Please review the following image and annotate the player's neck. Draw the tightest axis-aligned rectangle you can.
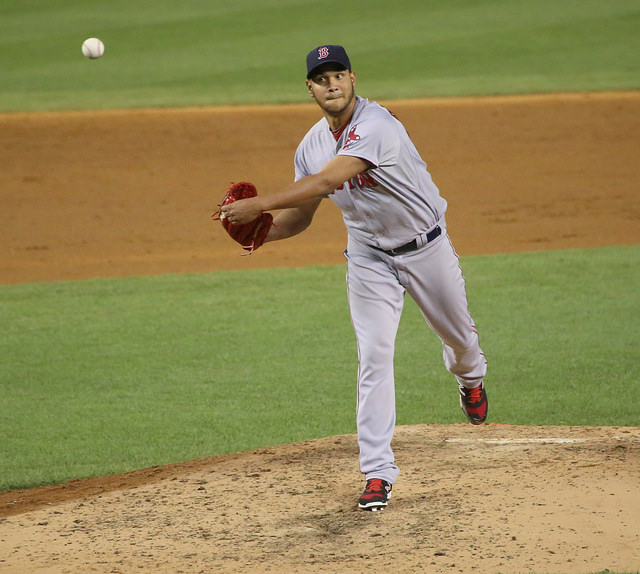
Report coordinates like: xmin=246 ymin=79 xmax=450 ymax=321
xmin=324 ymin=96 xmax=357 ymax=132
xmin=326 ymin=113 xmax=351 ymax=132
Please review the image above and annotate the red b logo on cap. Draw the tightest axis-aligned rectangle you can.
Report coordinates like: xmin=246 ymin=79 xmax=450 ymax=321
xmin=318 ymin=46 xmax=329 ymax=59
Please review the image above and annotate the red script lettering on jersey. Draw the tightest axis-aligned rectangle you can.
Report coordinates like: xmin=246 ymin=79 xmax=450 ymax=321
xmin=334 ymin=171 xmax=378 ymax=193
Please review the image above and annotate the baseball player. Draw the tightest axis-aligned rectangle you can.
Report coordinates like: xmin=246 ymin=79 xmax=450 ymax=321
xmin=221 ymin=45 xmax=488 ymax=511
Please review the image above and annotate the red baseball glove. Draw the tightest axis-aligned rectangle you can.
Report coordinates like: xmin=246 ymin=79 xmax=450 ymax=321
xmin=212 ymin=181 xmax=273 ymax=254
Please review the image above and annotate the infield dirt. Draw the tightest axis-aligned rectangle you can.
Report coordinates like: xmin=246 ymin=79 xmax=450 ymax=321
xmin=1 ymin=92 xmax=639 ymax=573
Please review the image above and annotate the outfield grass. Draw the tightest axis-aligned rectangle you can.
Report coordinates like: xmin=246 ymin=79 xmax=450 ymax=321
xmin=0 ymin=0 xmax=638 ymax=111
xmin=1 ymin=246 xmax=638 ymax=491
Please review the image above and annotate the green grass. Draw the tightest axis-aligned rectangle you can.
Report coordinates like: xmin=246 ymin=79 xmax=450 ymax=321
xmin=397 ymin=245 xmax=640 ymax=426
xmin=0 ymin=0 xmax=638 ymax=111
xmin=1 ymin=245 xmax=638 ymax=491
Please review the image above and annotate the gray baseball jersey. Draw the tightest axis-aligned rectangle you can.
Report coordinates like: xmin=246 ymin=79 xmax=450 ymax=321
xmin=294 ymin=96 xmax=447 ymax=250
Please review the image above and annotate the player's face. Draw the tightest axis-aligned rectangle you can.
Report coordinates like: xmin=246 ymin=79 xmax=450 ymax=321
xmin=306 ymin=68 xmax=357 ymax=119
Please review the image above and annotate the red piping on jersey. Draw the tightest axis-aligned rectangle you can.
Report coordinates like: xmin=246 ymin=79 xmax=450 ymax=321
xmin=332 ymin=123 xmax=348 ymax=141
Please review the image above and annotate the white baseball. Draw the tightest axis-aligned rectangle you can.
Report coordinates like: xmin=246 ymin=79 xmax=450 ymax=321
xmin=82 ymin=38 xmax=105 ymax=59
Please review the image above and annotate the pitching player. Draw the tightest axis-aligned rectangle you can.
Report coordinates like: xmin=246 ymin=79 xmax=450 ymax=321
xmin=221 ymin=45 xmax=488 ymax=511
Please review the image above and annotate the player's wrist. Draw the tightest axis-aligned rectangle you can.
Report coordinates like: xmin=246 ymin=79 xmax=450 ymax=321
xmin=252 ymin=195 xmax=268 ymax=213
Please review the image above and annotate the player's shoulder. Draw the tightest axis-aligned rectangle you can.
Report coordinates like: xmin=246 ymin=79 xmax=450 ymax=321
xmin=295 ymin=117 xmax=331 ymax=165
xmin=354 ymin=97 xmax=401 ymax=126
xmin=300 ymin=116 xmax=330 ymax=144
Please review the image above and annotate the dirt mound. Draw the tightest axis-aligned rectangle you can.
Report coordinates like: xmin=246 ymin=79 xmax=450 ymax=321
xmin=1 ymin=425 xmax=639 ymax=573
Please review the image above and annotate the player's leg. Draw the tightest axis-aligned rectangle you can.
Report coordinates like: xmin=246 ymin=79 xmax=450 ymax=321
xmin=400 ymin=230 xmax=487 ymax=415
xmin=345 ymin=239 xmax=404 ymax=486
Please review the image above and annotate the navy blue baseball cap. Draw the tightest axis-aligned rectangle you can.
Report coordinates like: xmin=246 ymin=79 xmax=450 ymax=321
xmin=306 ymin=45 xmax=351 ymax=79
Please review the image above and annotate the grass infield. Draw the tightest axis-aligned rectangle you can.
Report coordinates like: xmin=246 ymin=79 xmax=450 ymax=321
xmin=1 ymin=245 xmax=638 ymax=491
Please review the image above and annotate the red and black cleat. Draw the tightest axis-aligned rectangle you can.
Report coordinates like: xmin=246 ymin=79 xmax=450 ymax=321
xmin=459 ymin=382 xmax=488 ymax=425
xmin=358 ymin=478 xmax=392 ymax=511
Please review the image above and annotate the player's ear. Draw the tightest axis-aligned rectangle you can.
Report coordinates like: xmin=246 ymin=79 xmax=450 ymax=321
xmin=306 ymin=80 xmax=315 ymax=99
xmin=350 ymin=70 xmax=356 ymax=88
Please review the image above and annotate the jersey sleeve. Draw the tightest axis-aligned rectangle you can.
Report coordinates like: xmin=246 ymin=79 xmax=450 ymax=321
xmin=337 ymin=114 xmax=400 ymax=168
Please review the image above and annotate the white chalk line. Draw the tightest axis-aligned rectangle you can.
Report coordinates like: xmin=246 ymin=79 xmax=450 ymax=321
xmin=445 ymin=437 xmax=585 ymax=445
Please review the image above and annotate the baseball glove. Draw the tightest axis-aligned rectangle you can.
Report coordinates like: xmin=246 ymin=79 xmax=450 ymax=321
xmin=212 ymin=181 xmax=273 ymax=254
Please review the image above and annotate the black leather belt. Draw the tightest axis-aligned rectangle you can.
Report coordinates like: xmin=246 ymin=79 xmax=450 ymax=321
xmin=372 ymin=225 xmax=442 ymax=256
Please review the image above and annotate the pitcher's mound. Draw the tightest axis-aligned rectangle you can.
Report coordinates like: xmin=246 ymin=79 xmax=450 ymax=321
xmin=1 ymin=424 xmax=639 ymax=573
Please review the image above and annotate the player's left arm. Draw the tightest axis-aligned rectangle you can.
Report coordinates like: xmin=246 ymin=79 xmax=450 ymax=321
xmin=220 ymin=155 xmax=370 ymax=225
xmin=263 ymin=198 xmax=323 ymax=242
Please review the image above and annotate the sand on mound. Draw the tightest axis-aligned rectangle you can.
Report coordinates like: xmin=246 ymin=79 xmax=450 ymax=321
xmin=1 ymin=424 xmax=639 ymax=573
